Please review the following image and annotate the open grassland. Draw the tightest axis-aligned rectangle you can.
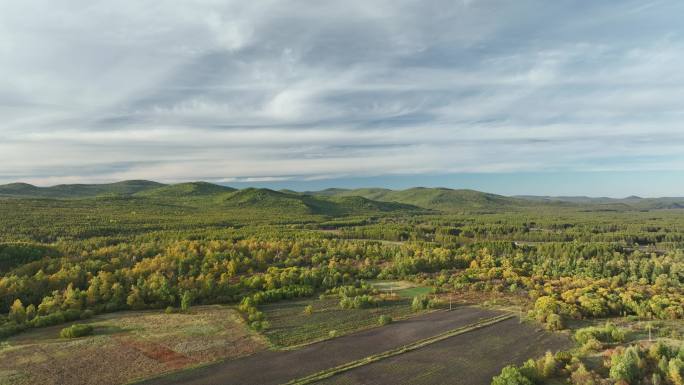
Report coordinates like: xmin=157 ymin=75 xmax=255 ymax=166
xmin=0 ymin=306 xmax=265 ymax=385
xmin=262 ymin=291 xmax=427 ymax=348
xmin=319 ymin=317 xmax=571 ymax=385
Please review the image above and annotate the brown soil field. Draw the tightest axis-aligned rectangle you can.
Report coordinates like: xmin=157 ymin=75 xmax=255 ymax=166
xmin=0 ymin=305 xmax=265 ymax=385
xmin=140 ymin=306 xmax=502 ymax=385
xmin=320 ymin=317 xmax=572 ymax=385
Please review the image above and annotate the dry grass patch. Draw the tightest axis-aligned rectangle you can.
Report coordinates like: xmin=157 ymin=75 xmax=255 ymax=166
xmin=0 ymin=305 xmax=266 ymax=385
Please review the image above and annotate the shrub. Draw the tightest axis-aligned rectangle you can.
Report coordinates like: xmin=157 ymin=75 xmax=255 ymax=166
xmin=0 ymin=322 xmax=27 ymax=339
xmin=411 ymin=296 xmax=430 ymax=311
xmin=60 ymin=324 xmax=94 ymax=339
xmin=581 ymin=338 xmax=603 ymax=353
xmin=180 ymin=291 xmax=192 ymax=312
xmin=519 ymin=359 xmax=541 ymax=383
xmin=669 ymin=358 xmax=684 ymax=385
xmin=540 ymin=351 xmax=559 ymax=378
xmin=555 ymin=351 xmax=573 ymax=364
xmin=339 ymin=295 xmax=377 ymax=309
xmin=575 ymin=323 xmax=626 ymax=345
xmin=303 ymin=304 xmax=314 ymax=316
xmin=545 ymin=313 xmax=565 ymax=330
xmin=80 ymin=309 xmax=94 ymax=319
xmin=609 ymin=346 xmax=642 ymax=383
xmin=570 ymin=363 xmax=598 ymax=385
xmin=250 ymin=320 xmax=269 ymax=331
xmin=491 ymin=365 xmax=533 ymax=385
xmin=378 ymin=315 xmax=392 ymax=325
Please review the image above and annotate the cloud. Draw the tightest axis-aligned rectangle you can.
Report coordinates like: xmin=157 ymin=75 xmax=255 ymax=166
xmin=1 ymin=0 xmax=684 ymax=185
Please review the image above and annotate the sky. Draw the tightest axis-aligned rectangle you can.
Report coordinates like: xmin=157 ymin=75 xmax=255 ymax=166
xmin=2 ymin=0 xmax=684 ymax=196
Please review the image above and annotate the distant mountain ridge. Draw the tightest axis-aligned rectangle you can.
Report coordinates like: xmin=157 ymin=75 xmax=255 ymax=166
xmin=0 ymin=180 xmax=164 ymax=198
xmin=219 ymin=188 xmax=422 ymax=215
xmin=2 ymin=180 xmax=683 ymax=212
xmin=134 ymin=182 xmax=236 ymax=198
xmin=308 ymin=187 xmax=527 ymax=211
xmin=515 ymin=195 xmax=684 ymax=210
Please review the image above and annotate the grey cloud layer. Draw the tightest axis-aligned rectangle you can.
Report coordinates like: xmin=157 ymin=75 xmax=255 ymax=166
xmin=1 ymin=0 xmax=684 ymax=184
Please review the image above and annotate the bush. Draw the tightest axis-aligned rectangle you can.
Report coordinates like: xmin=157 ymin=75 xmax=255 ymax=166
xmin=378 ymin=315 xmax=392 ymax=325
xmin=339 ymin=295 xmax=377 ymax=309
xmin=545 ymin=313 xmax=565 ymax=330
xmin=250 ymin=320 xmax=270 ymax=331
xmin=80 ymin=309 xmax=94 ymax=319
xmin=303 ymin=305 xmax=314 ymax=316
xmin=575 ymin=323 xmax=626 ymax=345
xmin=540 ymin=351 xmax=559 ymax=378
xmin=669 ymin=358 xmax=684 ymax=385
xmin=60 ymin=324 xmax=94 ymax=339
xmin=0 ymin=322 xmax=27 ymax=339
xmin=555 ymin=351 xmax=573 ymax=364
xmin=411 ymin=296 xmax=430 ymax=311
xmin=570 ymin=363 xmax=598 ymax=385
xmin=180 ymin=291 xmax=193 ymax=312
xmin=491 ymin=365 xmax=533 ymax=385
xmin=609 ymin=346 xmax=642 ymax=383
xmin=581 ymin=338 xmax=603 ymax=353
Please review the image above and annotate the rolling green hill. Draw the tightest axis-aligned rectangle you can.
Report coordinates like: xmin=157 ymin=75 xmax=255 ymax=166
xmin=3 ymin=180 xmax=680 ymax=213
xmin=221 ymin=188 xmax=423 ymax=216
xmin=0 ymin=180 xmax=164 ymax=198
xmin=309 ymin=187 xmax=525 ymax=211
xmin=135 ymin=182 xmax=236 ymax=198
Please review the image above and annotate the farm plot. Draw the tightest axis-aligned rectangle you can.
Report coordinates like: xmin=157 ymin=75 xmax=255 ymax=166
xmin=319 ymin=317 xmax=571 ymax=385
xmin=261 ymin=296 xmax=419 ymax=347
xmin=0 ymin=306 xmax=265 ymax=385
xmin=139 ymin=306 xmax=502 ymax=385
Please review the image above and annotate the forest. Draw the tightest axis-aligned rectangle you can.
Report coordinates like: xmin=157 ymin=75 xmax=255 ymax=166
xmin=0 ymin=180 xmax=683 ymax=385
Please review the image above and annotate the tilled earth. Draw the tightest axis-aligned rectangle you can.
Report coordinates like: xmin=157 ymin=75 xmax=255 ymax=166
xmin=319 ymin=316 xmax=571 ymax=385
xmin=141 ymin=307 xmax=504 ymax=385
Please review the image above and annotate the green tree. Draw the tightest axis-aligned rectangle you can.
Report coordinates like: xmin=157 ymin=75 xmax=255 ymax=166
xmin=126 ymin=287 xmax=145 ymax=310
xmin=540 ymin=351 xmax=559 ymax=378
xmin=9 ymin=299 xmax=26 ymax=324
xmin=669 ymin=358 xmax=684 ymax=385
xmin=25 ymin=304 xmax=36 ymax=321
xmin=609 ymin=347 xmax=641 ymax=383
xmin=491 ymin=365 xmax=533 ymax=385
xmin=181 ymin=291 xmax=193 ymax=312
xmin=59 ymin=324 xmax=93 ymax=339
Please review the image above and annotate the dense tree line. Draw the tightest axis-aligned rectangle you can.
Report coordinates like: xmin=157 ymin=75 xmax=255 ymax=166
xmin=0 ymin=196 xmax=682 ymax=339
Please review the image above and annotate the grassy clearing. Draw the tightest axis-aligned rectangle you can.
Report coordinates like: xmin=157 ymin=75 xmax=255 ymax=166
xmin=0 ymin=306 xmax=265 ymax=385
xmin=367 ymin=280 xmax=415 ymax=292
xmin=261 ymin=296 xmax=421 ymax=348
xmin=368 ymin=280 xmax=431 ymax=298
xmin=396 ymin=286 xmax=432 ymax=298
xmin=284 ymin=313 xmax=515 ymax=385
